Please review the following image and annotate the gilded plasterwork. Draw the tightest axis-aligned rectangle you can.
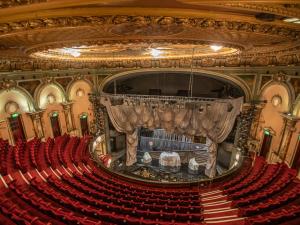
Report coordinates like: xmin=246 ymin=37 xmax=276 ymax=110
xmin=31 ymin=43 xmax=239 ymax=62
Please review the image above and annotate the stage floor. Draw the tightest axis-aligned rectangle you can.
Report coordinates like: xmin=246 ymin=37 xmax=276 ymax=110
xmin=111 ymin=157 xmax=208 ymax=183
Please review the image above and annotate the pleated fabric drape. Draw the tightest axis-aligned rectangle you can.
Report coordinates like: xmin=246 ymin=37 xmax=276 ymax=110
xmin=101 ymin=96 xmax=243 ymax=177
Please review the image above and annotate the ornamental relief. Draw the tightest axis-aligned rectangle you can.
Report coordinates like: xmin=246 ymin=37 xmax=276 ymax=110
xmin=0 ymin=0 xmax=47 ymax=9
xmin=178 ymin=1 xmax=300 ymax=18
xmin=0 ymin=52 xmax=299 ymax=72
xmin=0 ymin=16 xmax=299 ymax=40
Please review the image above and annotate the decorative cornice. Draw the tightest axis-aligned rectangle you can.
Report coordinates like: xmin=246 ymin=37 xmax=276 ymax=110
xmin=0 ymin=52 xmax=299 ymax=72
xmin=0 ymin=15 xmax=299 ymax=40
xmin=0 ymin=0 xmax=47 ymax=9
xmin=219 ymin=3 xmax=300 ymax=18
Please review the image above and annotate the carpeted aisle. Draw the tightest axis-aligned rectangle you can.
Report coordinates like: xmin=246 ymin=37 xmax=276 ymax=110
xmin=201 ymin=189 xmax=245 ymax=225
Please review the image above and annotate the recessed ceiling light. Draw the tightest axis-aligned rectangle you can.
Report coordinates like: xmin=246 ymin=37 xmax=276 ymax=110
xmin=150 ymin=48 xmax=162 ymax=58
xmin=210 ymin=45 xmax=223 ymax=51
xmin=283 ymin=17 xmax=300 ymax=23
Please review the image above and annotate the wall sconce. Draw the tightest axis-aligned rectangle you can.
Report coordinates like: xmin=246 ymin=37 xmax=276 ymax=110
xmin=271 ymin=95 xmax=282 ymax=107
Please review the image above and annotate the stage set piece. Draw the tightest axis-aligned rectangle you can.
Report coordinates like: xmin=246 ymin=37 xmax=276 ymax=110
xmin=101 ymin=94 xmax=243 ymax=178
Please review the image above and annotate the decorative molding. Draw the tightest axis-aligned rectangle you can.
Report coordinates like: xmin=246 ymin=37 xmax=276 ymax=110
xmin=0 ymin=79 xmax=17 ymax=89
xmin=218 ymin=3 xmax=300 ymax=18
xmin=0 ymin=0 xmax=47 ymax=9
xmin=273 ymin=71 xmax=288 ymax=82
xmin=0 ymin=15 xmax=299 ymax=40
xmin=0 ymin=53 xmax=300 ymax=72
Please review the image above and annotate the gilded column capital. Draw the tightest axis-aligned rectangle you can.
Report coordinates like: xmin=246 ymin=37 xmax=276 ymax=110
xmin=27 ymin=110 xmax=45 ymax=138
xmin=281 ymin=113 xmax=299 ymax=129
xmin=279 ymin=113 xmax=299 ymax=161
xmin=27 ymin=110 xmax=45 ymax=120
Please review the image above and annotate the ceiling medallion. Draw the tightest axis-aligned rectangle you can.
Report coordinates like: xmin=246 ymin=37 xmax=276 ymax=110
xmin=30 ymin=42 xmax=239 ymax=62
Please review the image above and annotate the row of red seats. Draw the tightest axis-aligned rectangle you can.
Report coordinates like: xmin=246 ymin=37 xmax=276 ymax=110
xmin=28 ymin=138 xmax=41 ymax=170
xmin=0 ymin=196 xmax=49 ymax=225
xmin=223 ymin=156 xmax=266 ymax=195
xmin=9 ymin=178 xmax=202 ymax=225
xmin=0 ymin=139 xmax=9 ymax=175
xmin=239 ymin=182 xmax=300 ymax=217
xmin=63 ymin=137 xmax=79 ymax=167
xmin=52 ymin=135 xmax=69 ymax=169
xmin=229 ymin=163 xmax=281 ymax=199
xmin=91 ymin=166 xmax=199 ymax=195
xmin=232 ymin=165 xmax=297 ymax=207
xmin=44 ymin=137 xmax=54 ymax=168
xmin=47 ymin=175 xmax=203 ymax=221
xmin=13 ymin=140 xmax=26 ymax=172
xmin=245 ymin=203 xmax=300 ymax=225
xmin=77 ymin=171 xmax=199 ymax=202
xmin=217 ymin=158 xmax=253 ymax=190
xmin=1 ymin=135 xmax=300 ymax=225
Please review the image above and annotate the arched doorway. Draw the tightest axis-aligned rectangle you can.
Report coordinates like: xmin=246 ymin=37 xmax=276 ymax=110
xmin=80 ymin=113 xmax=89 ymax=136
xmin=50 ymin=112 xmax=61 ymax=137
xmin=9 ymin=113 xmax=26 ymax=142
xmin=260 ymin=129 xmax=273 ymax=158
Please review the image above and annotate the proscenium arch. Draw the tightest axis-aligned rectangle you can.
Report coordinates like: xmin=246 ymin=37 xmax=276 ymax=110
xmin=34 ymin=82 xmax=67 ymax=109
xmin=99 ymin=68 xmax=251 ymax=101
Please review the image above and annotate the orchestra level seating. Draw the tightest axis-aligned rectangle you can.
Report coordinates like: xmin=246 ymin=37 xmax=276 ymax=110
xmin=0 ymin=136 xmax=300 ymax=225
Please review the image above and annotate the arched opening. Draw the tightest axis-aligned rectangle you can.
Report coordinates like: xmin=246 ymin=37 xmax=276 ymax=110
xmin=80 ymin=113 xmax=89 ymax=136
xmin=50 ymin=111 xmax=61 ymax=138
xmin=8 ymin=112 xmax=26 ymax=142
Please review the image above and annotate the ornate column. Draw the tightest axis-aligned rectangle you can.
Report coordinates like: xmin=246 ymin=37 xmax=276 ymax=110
xmin=235 ymin=103 xmax=256 ymax=151
xmin=61 ymin=102 xmax=75 ymax=132
xmin=89 ymin=91 xmax=111 ymax=153
xmin=27 ymin=110 xmax=45 ymax=139
xmin=278 ymin=114 xmax=298 ymax=161
xmin=88 ymin=92 xmax=106 ymax=136
xmin=250 ymin=102 xmax=266 ymax=139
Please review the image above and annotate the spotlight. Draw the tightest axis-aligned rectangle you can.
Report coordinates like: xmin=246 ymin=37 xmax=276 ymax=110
xmin=210 ymin=45 xmax=223 ymax=52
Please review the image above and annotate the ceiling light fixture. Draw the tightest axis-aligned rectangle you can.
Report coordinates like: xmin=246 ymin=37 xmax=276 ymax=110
xmin=150 ymin=48 xmax=162 ymax=58
xmin=283 ymin=17 xmax=299 ymax=23
xmin=210 ymin=45 xmax=223 ymax=52
xmin=61 ymin=48 xmax=81 ymax=57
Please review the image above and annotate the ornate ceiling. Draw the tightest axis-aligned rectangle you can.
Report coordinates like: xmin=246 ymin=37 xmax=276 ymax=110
xmin=0 ymin=0 xmax=299 ymax=70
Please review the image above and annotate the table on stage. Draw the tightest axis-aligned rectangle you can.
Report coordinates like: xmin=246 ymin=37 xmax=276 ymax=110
xmin=159 ymin=151 xmax=181 ymax=172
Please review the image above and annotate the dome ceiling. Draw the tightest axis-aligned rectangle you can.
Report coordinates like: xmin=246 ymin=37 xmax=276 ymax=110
xmin=0 ymin=0 xmax=299 ymax=66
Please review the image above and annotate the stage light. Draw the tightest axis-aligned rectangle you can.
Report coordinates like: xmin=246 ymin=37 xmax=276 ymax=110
xmin=210 ymin=45 xmax=223 ymax=51
xmin=150 ymin=48 xmax=162 ymax=58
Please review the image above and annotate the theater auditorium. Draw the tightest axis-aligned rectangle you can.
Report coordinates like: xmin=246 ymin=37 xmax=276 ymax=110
xmin=0 ymin=1 xmax=300 ymax=224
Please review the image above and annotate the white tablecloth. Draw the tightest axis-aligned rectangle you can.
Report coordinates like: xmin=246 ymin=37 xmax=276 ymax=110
xmin=159 ymin=152 xmax=181 ymax=167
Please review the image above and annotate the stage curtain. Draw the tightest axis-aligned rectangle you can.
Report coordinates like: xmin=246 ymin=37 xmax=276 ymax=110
xmin=101 ymin=96 xmax=243 ymax=175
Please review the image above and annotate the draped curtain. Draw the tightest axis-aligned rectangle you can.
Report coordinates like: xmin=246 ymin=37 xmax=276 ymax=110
xmin=101 ymin=96 xmax=243 ymax=178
